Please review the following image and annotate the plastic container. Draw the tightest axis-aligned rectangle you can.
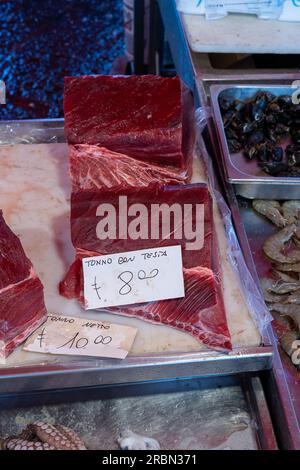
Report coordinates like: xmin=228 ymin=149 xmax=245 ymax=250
xmin=177 ymin=0 xmax=285 ymax=19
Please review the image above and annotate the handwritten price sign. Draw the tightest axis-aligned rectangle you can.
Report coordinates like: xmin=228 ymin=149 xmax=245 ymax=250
xmin=82 ymin=246 xmax=185 ymax=310
xmin=23 ymin=314 xmax=137 ymax=359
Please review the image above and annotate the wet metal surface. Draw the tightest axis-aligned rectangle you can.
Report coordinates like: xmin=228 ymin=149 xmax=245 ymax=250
xmin=238 ymin=197 xmax=300 ymax=448
xmin=0 ymin=379 xmax=258 ymax=450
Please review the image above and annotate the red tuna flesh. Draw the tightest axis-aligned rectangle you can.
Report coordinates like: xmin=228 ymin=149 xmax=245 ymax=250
xmin=64 ymin=75 xmax=185 ymax=167
xmin=70 ymin=183 xmax=213 ymax=270
xmin=60 ymin=183 xmax=231 ymax=351
xmin=0 ymin=211 xmax=47 ymax=358
xmin=110 ymin=266 xmax=231 ymax=351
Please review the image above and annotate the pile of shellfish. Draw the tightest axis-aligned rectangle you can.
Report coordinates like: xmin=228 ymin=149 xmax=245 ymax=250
xmin=220 ymin=91 xmax=300 ymax=176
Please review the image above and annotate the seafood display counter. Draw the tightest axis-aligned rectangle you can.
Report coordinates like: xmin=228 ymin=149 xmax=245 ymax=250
xmin=0 ymin=120 xmax=277 ymax=450
xmin=0 ymin=119 xmax=271 ymax=394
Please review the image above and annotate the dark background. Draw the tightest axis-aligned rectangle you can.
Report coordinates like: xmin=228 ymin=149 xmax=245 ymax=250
xmin=0 ymin=0 xmax=125 ymax=119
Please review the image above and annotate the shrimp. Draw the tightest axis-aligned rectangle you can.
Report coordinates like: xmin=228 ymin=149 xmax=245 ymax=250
xmin=272 ymin=269 xmax=298 ymax=282
xmin=293 ymin=219 xmax=300 ymax=247
xmin=280 ymin=330 xmax=300 ymax=357
xmin=260 ymin=278 xmax=300 ymax=304
xmin=284 ymin=291 xmax=300 ymax=305
xmin=274 ymin=262 xmax=300 ymax=272
xmin=293 ymin=237 xmax=300 ymax=248
xmin=261 ymin=277 xmax=300 ymax=295
xmin=282 ymin=201 xmax=300 ymax=224
xmin=263 ymin=290 xmax=288 ymax=303
xmin=270 ymin=303 xmax=300 ymax=331
xmin=263 ymin=224 xmax=300 ymax=263
xmin=252 ymin=200 xmax=287 ymax=227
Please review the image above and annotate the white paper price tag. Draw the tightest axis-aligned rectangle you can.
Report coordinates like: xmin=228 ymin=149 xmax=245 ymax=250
xmin=23 ymin=314 xmax=137 ymax=359
xmin=82 ymin=245 xmax=185 ymax=310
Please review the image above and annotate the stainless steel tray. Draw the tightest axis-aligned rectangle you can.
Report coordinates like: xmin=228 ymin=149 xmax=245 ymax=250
xmin=210 ymin=84 xmax=300 ymax=200
xmin=234 ymin=196 xmax=300 ymax=449
xmin=0 ymin=375 xmax=278 ymax=450
xmin=0 ymin=118 xmax=272 ymax=393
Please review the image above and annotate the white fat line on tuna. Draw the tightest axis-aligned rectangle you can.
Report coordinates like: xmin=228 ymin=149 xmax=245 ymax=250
xmin=96 ymin=196 xmax=205 ymax=251
xmin=0 ymin=267 xmax=37 ymax=295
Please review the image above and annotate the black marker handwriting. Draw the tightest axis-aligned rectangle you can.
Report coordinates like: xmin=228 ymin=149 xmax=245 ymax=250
xmin=37 ymin=328 xmax=46 ymax=348
xmin=57 ymin=331 xmax=112 ymax=350
xmin=118 ymin=271 xmax=133 ymax=295
xmin=92 ymin=276 xmax=102 ymax=300
xmin=58 ymin=332 xmax=88 ymax=349
xmin=138 ymin=269 xmax=159 ymax=280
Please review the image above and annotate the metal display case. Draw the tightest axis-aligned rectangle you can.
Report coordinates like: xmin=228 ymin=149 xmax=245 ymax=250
xmin=1 ymin=1 xmax=297 ymax=449
xmin=158 ymin=0 xmax=300 ymax=449
xmin=0 ymin=119 xmax=272 ymax=394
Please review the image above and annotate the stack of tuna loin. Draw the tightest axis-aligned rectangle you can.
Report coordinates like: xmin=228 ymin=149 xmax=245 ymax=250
xmin=0 ymin=211 xmax=47 ymax=358
xmin=60 ymin=74 xmax=231 ymax=351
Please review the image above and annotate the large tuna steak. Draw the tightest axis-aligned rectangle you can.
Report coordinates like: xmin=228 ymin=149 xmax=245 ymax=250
xmin=60 ymin=183 xmax=231 ymax=351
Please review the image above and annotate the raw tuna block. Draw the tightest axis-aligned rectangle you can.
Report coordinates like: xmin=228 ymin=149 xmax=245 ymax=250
xmin=60 ymin=183 xmax=232 ymax=351
xmin=61 ymin=73 xmax=230 ymax=351
xmin=64 ymin=75 xmax=185 ymax=167
xmin=0 ymin=211 xmax=47 ymax=358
